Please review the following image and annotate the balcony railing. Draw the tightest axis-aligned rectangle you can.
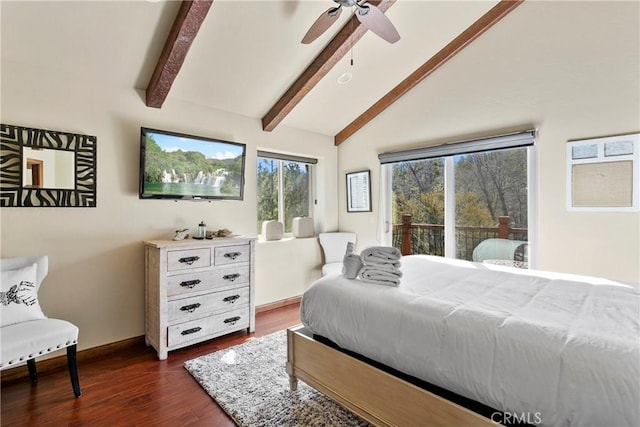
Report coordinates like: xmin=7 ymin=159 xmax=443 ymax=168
xmin=392 ymin=214 xmax=528 ymax=261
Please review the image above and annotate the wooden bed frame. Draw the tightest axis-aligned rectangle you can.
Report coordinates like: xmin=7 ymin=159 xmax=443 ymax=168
xmin=286 ymin=325 xmax=498 ymax=427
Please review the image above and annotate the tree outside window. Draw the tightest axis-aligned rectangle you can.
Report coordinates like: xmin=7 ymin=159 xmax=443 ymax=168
xmin=257 ymin=156 xmax=312 ymax=233
xmin=391 ymin=147 xmax=528 ymax=261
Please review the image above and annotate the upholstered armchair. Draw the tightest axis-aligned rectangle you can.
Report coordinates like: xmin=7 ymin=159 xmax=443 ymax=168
xmin=318 ymin=232 xmax=357 ymax=276
xmin=0 ymin=255 xmax=81 ymax=397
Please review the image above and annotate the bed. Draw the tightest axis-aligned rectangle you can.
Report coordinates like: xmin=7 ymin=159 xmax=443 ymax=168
xmin=288 ymin=254 xmax=640 ymax=427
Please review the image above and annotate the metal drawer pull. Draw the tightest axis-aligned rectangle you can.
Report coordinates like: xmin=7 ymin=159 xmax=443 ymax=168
xmin=179 ymin=279 xmax=201 ymax=289
xmin=181 ymin=327 xmax=202 ymax=335
xmin=223 ymin=273 xmax=241 ymax=282
xmin=180 ymin=303 xmax=201 ymax=313
xmin=223 ymin=295 xmax=240 ymax=304
xmin=223 ymin=316 xmax=241 ymax=325
xmin=178 ymin=256 xmax=200 ymax=265
xmin=223 ymin=252 xmax=242 ymax=260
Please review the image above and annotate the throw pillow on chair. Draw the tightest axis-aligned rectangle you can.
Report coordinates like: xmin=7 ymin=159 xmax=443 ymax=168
xmin=1 ymin=263 xmax=47 ymax=326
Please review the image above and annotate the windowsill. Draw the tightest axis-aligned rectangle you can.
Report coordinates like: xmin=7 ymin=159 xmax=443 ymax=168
xmin=257 ymin=235 xmax=318 ymax=244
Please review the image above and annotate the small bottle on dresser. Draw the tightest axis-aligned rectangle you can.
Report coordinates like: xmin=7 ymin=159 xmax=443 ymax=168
xmin=197 ymin=221 xmax=206 ymax=239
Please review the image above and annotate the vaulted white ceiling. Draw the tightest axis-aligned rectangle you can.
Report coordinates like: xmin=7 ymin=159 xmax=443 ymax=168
xmin=167 ymin=0 xmax=500 ymax=137
xmin=2 ymin=0 xmax=509 ymax=141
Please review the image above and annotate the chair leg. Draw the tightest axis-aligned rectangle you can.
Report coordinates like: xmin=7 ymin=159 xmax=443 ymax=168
xmin=66 ymin=345 xmax=82 ymax=398
xmin=27 ymin=359 xmax=37 ymax=383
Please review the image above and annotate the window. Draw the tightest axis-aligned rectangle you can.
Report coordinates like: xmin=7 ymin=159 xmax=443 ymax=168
xmin=257 ymin=152 xmax=315 ymax=233
xmin=382 ymin=131 xmax=535 ymax=267
xmin=566 ymin=133 xmax=639 ymax=211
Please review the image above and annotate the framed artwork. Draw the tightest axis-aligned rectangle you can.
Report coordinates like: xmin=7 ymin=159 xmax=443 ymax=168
xmin=346 ymin=170 xmax=371 ymax=212
xmin=566 ymin=133 xmax=639 ymax=211
xmin=0 ymin=124 xmax=97 ymax=207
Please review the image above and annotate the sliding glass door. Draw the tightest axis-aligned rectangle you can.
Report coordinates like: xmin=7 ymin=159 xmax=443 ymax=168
xmin=390 ymin=145 xmax=531 ymax=267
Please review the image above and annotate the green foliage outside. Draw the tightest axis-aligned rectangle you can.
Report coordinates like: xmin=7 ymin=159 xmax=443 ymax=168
xmin=393 ymin=159 xmax=447 ymax=225
xmin=257 ymin=158 xmax=310 ymax=233
xmin=455 ymin=149 xmax=528 ymax=228
xmin=257 ymin=158 xmax=279 ymax=231
xmin=392 ymin=148 xmax=527 ymax=228
xmin=283 ymin=162 xmax=310 ymax=232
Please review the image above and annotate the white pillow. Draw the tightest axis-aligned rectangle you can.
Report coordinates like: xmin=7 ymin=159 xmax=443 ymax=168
xmin=1 ymin=263 xmax=46 ymax=327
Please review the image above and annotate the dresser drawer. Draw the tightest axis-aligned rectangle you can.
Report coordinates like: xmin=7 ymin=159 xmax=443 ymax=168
xmin=167 ymin=248 xmax=211 ymax=271
xmin=167 ymin=317 xmax=215 ymax=347
xmin=214 ymin=244 xmax=250 ymax=266
xmin=168 ymin=286 xmax=250 ymax=322
xmin=213 ymin=308 xmax=250 ymax=335
xmin=167 ymin=265 xmax=250 ymax=297
xmin=167 ymin=307 xmax=249 ymax=347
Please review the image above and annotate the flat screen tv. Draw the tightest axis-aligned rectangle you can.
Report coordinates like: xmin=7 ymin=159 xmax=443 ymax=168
xmin=139 ymin=127 xmax=246 ymax=200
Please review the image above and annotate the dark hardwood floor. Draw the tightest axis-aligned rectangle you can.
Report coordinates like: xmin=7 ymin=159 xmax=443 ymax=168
xmin=1 ymin=303 xmax=301 ymax=426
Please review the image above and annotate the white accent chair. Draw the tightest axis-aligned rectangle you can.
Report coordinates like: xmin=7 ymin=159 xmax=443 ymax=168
xmin=0 ymin=255 xmax=81 ymax=397
xmin=318 ymin=232 xmax=357 ymax=276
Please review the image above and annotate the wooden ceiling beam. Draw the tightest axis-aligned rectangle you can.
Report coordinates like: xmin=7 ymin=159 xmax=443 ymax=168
xmin=262 ymin=0 xmax=397 ymax=132
xmin=145 ymin=0 xmax=214 ymax=108
xmin=334 ymin=0 xmax=524 ymax=145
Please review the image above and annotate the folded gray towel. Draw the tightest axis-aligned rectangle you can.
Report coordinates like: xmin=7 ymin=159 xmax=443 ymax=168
xmin=361 ymin=246 xmax=402 ymax=268
xmin=359 ymin=265 xmax=402 ymax=286
xmin=342 ymin=242 xmax=363 ymax=279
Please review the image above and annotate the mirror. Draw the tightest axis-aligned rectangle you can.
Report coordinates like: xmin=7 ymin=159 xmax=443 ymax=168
xmin=1 ymin=123 xmax=96 ymax=207
xmin=23 ymin=147 xmax=75 ymax=189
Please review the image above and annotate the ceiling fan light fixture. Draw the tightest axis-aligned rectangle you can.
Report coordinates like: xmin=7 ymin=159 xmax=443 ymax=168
xmin=337 ymin=72 xmax=352 ymax=84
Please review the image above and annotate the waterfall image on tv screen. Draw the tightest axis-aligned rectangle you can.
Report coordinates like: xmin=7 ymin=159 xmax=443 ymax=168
xmin=140 ymin=128 xmax=246 ymax=200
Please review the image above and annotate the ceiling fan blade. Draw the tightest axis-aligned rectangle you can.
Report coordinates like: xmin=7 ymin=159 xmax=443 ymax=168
xmin=301 ymin=6 xmax=342 ymax=44
xmin=355 ymin=4 xmax=400 ymax=44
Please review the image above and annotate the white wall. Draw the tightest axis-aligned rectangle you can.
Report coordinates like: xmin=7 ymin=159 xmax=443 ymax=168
xmin=256 ymin=237 xmax=323 ymax=303
xmin=0 ymin=61 xmax=338 ymax=351
xmin=338 ymin=1 xmax=640 ymax=283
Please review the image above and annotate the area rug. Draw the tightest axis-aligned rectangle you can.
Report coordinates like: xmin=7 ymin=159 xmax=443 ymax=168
xmin=184 ymin=330 xmax=370 ymax=427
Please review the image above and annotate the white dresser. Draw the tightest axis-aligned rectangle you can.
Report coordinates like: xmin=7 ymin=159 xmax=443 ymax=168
xmin=144 ymin=237 xmax=256 ymax=360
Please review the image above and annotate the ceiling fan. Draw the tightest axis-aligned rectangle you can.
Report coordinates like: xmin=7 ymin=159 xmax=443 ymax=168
xmin=301 ymin=0 xmax=400 ymax=45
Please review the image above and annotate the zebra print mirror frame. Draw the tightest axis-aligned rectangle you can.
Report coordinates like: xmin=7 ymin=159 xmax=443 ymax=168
xmin=0 ymin=123 xmax=97 ymax=207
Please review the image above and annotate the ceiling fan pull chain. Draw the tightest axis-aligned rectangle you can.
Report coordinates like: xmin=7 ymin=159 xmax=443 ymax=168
xmin=350 ymin=9 xmax=355 ymax=66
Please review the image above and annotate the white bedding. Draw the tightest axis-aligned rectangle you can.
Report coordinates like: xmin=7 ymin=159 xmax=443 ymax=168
xmin=300 ymin=255 xmax=640 ymax=427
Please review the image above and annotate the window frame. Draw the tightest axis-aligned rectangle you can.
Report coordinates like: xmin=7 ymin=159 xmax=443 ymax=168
xmin=256 ymin=152 xmax=315 ymax=235
xmin=566 ymin=134 xmax=639 ymax=212
xmin=381 ymin=131 xmax=537 ymax=268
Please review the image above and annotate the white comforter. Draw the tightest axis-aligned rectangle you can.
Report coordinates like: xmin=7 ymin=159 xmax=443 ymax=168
xmin=300 ymin=255 xmax=640 ymax=427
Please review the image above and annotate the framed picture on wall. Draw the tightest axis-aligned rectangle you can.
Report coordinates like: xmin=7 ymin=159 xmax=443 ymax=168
xmin=566 ymin=133 xmax=639 ymax=211
xmin=0 ymin=123 xmax=97 ymax=207
xmin=346 ymin=170 xmax=372 ymax=212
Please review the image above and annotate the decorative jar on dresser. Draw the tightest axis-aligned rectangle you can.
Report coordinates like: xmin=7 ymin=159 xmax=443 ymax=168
xmin=144 ymin=237 xmax=256 ymax=360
